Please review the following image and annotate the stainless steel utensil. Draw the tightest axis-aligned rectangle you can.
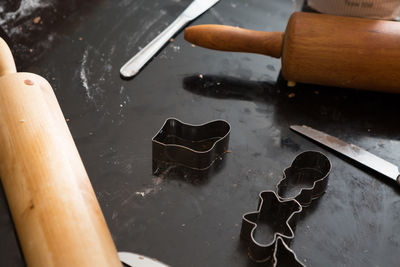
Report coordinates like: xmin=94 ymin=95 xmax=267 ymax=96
xmin=291 ymin=125 xmax=400 ymax=185
xmin=120 ymin=0 xmax=220 ymax=78
xmin=119 ymin=252 xmax=169 ymax=267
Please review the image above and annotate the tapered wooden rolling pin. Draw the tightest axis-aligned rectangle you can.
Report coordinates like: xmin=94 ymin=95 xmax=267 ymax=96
xmin=185 ymin=12 xmax=400 ymax=93
xmin=0 ymin=38 xmax=121 ymax=266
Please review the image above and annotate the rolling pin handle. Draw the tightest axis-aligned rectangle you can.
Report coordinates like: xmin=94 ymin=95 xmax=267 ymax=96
xmin=0 ymin=38 xmax=17 ymax=77
xmin=185 ymin=25 xmax=283 ymax=58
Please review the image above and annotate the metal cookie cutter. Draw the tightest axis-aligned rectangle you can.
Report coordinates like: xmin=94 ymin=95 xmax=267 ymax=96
xmin=277 ymin=150 xmax=332 ymax=207
xmin=240 ymin=190 xmax=302 ymax=263
xmin=273 ymin=236 xmax=305 ymax=267
xmin=241 ymin=151 xmax=331 ymax=266
xmin=152 ymin=118 xmax=230 ymax=172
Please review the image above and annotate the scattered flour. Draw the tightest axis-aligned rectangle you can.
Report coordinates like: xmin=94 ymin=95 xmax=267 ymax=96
xmin=80 ymin=48 xmax=92 ymax=99
xmin=0 ymin=0 xmax=52 ymax=33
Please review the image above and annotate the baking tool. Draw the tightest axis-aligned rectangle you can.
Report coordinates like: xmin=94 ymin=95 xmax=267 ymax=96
xmin=276 ymin=151 xmax=331 ymax=207
xmin=291 ymin=125 xmax=400 ymax=186
xmin=184 ymin=12 xmax=400 ymax=93
xmin=153 ymin=156 xmax=226 ymax=184
xmin=120 ymin=0 xmax=220 ymax=78
xmin=241 ymin=151 xmax=331 ymax=265
xmin=273 ymin=236 xmax=305 ymax=267
xmin=119 ymin=252 xmax=169 ymax=267
xmin=241 ymin=190 xmax=302 ymax=263
xmin=308 ymin=0 xmax=400 ymax=19
xmin=152 ymin=118 xmax=230 ymax=170
xmin=0 ymin=38 xmax=121 ymax=266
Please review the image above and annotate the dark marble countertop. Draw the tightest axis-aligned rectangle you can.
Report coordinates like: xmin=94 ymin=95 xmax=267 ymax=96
xmin=0 ymin=0 xmax=399 ymax=266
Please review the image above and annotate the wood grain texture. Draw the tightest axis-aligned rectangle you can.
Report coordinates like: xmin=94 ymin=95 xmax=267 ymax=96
xmin=0 ymin=38 xmax=121 ymax=267
xmin=281 ymin=12 xmax=400 ymax=93
xmin=184 ymin=25 xmax=283 ymax=58
xmin=0 ymin=38 xmax=17 ymax=76
xmin=185 ymin=13 xmax=400 ymax=93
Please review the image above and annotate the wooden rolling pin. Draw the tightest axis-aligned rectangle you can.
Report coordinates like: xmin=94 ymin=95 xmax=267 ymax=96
xmin=185 ymin=12 xmax=400 ymax=93
xmin=0 ymin=38 xmax=121 ymax=266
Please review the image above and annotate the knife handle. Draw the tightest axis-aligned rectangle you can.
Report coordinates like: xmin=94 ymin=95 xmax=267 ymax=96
xmin=184 ymin=24 xmax=283 ymax=58
xmin=120 ymin=15 xmax=190 ymax=77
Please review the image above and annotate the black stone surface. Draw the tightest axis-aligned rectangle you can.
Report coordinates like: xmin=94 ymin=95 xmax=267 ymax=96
xmin=0 ymin=0 xmax=399 ymax=266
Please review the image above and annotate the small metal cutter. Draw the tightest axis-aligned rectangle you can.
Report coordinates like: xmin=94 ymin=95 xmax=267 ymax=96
xmin=273 ymin=236 xmax=305 ymax=267
xmin=152 ymin=118 xmax=230 ymax=171
xmin=240 ymin=190 xmax=302 ymax=263
xmin=241 ymin=151 xmax=331 ymax=266
xmin=276 ymin=150 xmax=332 ymax=207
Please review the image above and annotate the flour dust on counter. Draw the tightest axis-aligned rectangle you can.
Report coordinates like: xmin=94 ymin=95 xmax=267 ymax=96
xmin=0 ymin=0 xmax=53 ymax=34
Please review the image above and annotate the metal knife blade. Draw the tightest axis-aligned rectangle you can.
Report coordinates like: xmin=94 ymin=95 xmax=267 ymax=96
xmin=290 ymin=125 xmax=400 ymax=185
xmin=120 ymin=0 xmax=220 ymax=78
xmin=119 ymin=251 xmax=169 ymax=267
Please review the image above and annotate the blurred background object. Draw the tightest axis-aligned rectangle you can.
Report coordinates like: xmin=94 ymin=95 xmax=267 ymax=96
xmin=307 ymin=0 xmax=400 ymax=19
xmin=0 ymin=0 xmax=96 ymax=69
